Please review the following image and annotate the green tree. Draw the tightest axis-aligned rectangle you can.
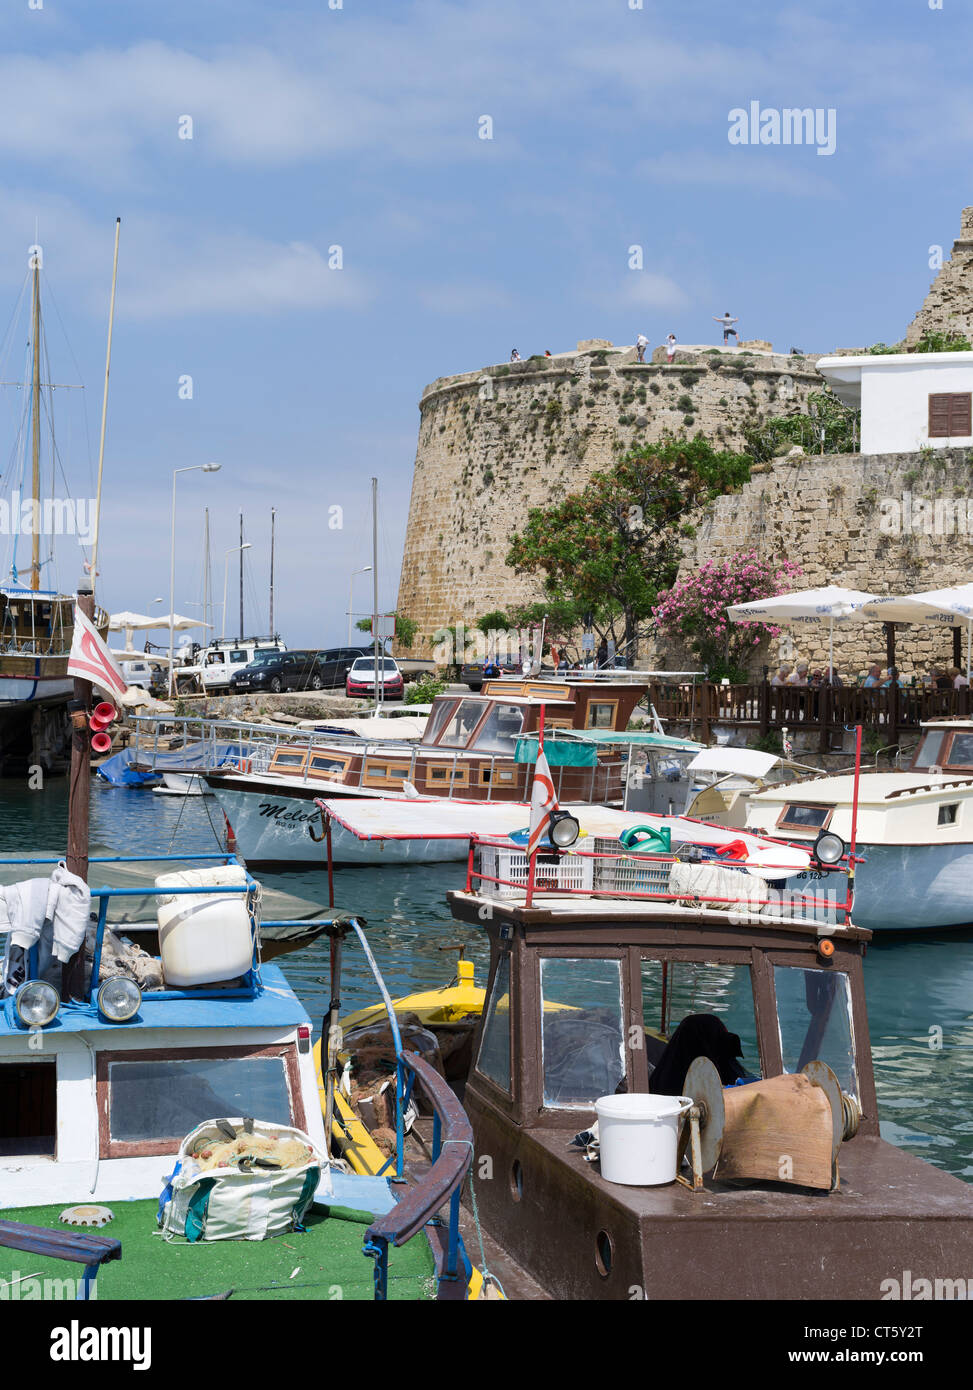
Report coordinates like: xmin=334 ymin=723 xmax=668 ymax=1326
xmin=742 ymin=389 xmax=858 ymax=462
xmin=355 ymin=612 xmax=419 ymax=651
xmin=506 ymin=434 xmax=751 ymax=650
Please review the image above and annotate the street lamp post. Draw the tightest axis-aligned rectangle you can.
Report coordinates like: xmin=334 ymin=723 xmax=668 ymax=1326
xmin=347 ymin=566 xmax=373 ymax=645
xmin=223 ymin=543 xmax=252 ymax=640
xmin=169 ymin=464 xmax=220 ymax=693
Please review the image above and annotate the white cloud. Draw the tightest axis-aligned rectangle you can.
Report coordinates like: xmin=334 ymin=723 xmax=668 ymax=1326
xmin=416 ymin=281 xmax=514 ymax=314
xmin=636 ymin=151 xmax=838 ymax=199
xmin=613 ymin=272 xmax=688 ymax=312
xmin=0 ymin=192 xmax=368 ymax=319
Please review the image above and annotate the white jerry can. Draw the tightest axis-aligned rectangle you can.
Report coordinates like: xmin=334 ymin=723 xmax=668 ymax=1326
xmin=155 ymin=864 xmax=255 ymax=987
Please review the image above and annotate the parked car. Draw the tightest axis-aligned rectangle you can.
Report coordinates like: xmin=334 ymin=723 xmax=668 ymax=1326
xmin=119 ymin=659 xmax=154 ymax=691
xmin=315 ymin=646 xmax=374 ymax=689
xmin=345 ymin=656 xmax=404 ymax=700
xmin=461 ymin=658 xmax=522 ymax=691
xmin=229 ymin=649 xmax=327 ymax=694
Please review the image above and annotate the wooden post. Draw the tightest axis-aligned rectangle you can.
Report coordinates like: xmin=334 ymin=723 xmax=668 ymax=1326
xmin=64 ymin=585 xmax=94 ymax=999
xmin=819 ymin=681 xmax=832 ymax=754
xmin=954 ymin=626 xmax=962 ymax=672
xmin=888 ymin=666 xmax=899 ymax=749
xmin=700 ymin=683 xmax=712 ymax=746
xmin=759 ymin=666 xmax=769 ymax=739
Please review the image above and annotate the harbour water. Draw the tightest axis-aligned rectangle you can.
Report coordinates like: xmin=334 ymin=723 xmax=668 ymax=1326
xmin=5 ymin=778 xmax=972 ymax=1183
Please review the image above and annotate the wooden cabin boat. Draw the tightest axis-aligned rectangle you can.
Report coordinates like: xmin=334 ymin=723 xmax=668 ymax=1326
xmin=205 ymin=679 xmax=648 ymax=866
xmin=745 ymin=718 xmax=973 ymax=931
xmin=0 ymin=852 xmax=480 ymax=1301
xmin=439 ymin=845 xmax=973 ymax=1300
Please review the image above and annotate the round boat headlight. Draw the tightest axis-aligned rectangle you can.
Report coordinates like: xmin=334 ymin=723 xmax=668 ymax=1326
xmin=813 ymin=830 xmax=846 ymax=867
xmin=549 ymin=810 xmax=580 ymax=849
xmin=15 ymin=980 xmax=60 ymax=1028
xmin=97 ymin=976 xmax=142 ymax=1023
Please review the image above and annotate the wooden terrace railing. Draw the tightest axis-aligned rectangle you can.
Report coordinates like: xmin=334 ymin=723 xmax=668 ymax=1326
xmin=649 ymin=680 xmax=973 ymax=750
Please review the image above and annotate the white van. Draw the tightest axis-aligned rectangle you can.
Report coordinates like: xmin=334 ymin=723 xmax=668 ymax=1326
xmin=120 ymin=659 xmax=154 ymax=691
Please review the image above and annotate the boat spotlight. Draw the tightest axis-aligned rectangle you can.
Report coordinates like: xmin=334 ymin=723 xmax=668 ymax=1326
xmin=14 ymin=980 xmax=60 ymax=1028
xmin=97 ymin=976 xmax=142 ymax=1023
xmin=549 ymin=810 xmax=581 ymax=849
xmin=813 ymin=830 xmax=845 ymax=868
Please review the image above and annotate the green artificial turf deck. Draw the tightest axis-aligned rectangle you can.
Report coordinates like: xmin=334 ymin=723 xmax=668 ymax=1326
xmin=0 ymin=1199 xmax=436 ymax=1301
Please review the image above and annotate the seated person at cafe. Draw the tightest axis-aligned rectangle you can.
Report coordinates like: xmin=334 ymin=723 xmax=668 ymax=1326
xmin=770 ymin=663 xmax=792 ymax=686
xmin=786 ymin=661 xmax=809 ymax=686
xmin=935 ymin=667 xmax=953 ymax=690
xmin=882 ymin=668 xmax=902 ymax=688
xmin=949 ymin=666 xmax=971 ymax=689
xmin=809 ymin=669 xmax=823 ymax=688
xmin=863 ymin=663 xmax=883 ymax=688
xmin=823 ymin=666 xmax=843 ymax=686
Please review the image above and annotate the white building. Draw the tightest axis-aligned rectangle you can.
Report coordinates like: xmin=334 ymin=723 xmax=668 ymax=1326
xmin=816 ymin=351 xmax=973 ymax=456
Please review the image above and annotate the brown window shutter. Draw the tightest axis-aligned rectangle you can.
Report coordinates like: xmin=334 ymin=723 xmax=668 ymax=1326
xmin=949 ymin=392 xmax=972 ymax=437
xmin=930 ymin=393 xmax=951 ymax=437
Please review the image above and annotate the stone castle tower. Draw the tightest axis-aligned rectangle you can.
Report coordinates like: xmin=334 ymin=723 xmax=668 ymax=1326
xmin=396 ymin=341 xmax=824 ymax=647
xmin=905 ymin=207 xmax=973 ymax=347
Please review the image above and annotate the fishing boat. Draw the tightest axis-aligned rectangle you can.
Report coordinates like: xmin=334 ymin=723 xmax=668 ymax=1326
xmin=744 ymin=718 xmax=973 ymax=931
xmin=204 ymin=678 xmax=649 ymax=865
xmin=0 ymin=851 xmax=481 ymax=1300
xmin=320 ymin=790 xmax=973 ymax=1299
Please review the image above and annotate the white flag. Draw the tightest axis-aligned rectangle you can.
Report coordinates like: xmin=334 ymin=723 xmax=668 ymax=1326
xmin=526 ymin=749 xmax=557 ymax=858
xmin=67 ymin=605 xmax=127 ymax=698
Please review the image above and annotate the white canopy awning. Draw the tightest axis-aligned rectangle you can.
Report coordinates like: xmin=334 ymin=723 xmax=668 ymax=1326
xmin=687 ymin=748 xmax=781 ymax=778
xmin=727 ymin=584 xmax=878 ymax=672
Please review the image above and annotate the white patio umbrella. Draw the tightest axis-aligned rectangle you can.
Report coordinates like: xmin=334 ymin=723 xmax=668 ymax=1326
xmin=108 ymin=610 xmax=159 ymax=653
xmin=861 ymin=585 xmax=973 ymax=680
xmin=156 ymin=613 xmax=213 ymax=630
xmin=726 ymin=584 xmax=878 ymax=676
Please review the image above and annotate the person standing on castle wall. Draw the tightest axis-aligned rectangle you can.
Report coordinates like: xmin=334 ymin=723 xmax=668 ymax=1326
xmin=510 ymin=348 xmax=521 ymax=362
xmin=666 ymin=334 xmax=677 ymax=362
xmin=713 ymin=312 xmax=739 ymax=344
xmin=636 ymin=333 xmax=649 ymax=363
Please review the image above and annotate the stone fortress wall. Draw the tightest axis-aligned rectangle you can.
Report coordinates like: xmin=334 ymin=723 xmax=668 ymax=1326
xmin=396 ymin=339 xmax=824 ymax=647
xmin=397 ymin=208 xmax=973 ymax=674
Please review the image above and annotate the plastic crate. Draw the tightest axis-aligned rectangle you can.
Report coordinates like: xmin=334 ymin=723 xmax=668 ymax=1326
xmin=592 ymin=837 xmax=674 ymax=898
xmin=477 ymin=845 xmax=594 ymax=898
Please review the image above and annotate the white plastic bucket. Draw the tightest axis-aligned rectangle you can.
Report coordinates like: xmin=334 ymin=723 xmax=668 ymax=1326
xmin=595 ymin=1093 xmax=693 ymax=1186
xmin=155 ymin=865 xmax=254 ymax=987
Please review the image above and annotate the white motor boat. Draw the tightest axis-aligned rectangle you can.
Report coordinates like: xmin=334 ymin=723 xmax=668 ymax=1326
xmin=744 ymin=720 xmax=973 ymax=931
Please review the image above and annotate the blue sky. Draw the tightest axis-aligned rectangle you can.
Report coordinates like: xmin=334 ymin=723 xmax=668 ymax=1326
xmin=0 ymin=0 xmax=969 ymax=645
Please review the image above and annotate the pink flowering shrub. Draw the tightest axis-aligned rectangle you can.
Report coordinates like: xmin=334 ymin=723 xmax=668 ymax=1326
xmin=652 ymin=552 xmax=803 ymax=678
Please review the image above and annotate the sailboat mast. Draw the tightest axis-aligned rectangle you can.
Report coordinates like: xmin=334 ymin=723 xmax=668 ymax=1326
xmin=239 ymin=511 xmax=244 ymax=642
xmin=269 ymin=507 xmax=276 ymax=636
xmin=30 ymin=255 xmax=41 ymax=591
xmin=203 ymin=508 xmax=211 ymax=640
xmin=372 ymin=476 xmax=380 ymax=715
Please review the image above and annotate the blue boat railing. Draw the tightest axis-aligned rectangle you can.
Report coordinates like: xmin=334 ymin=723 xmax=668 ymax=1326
xmin=343 ymin=918 xmax=474 ymax=1300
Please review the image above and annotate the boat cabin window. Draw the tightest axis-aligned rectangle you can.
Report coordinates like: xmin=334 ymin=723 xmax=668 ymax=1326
xmin=586 ymin=701 xmax=618 ymax=730
xmin=99 ymin=1048 xmax=299 ymax=1158
xmin=0 ymin=1061 xmax=56 ymax=1157
xmin=912 ymin=728 xmax=946 ymax=769
xmin=641 ymin=960 xmax=761 ymax=1083
xmin=774 ymin=966 xmax=858 ymax=1099
xmin=423 ymin=699 xmax=456 ymax=744
xmin=776 ymin=803 xmax=833 ymax=833
xmin=539 ymin=957 xmax=625 ymax=1108
xmin=437 ymin=699 xmax=487 ymax=748
xmin=308 ymin=753 xmax=351 ymax=779
xmin=944 ymin=733 xmax=973 ymax=768
xmin=270 ymin=750 xmax=307 ymax=771
xmin=939 ymin=803 xmax=959 ymax=825
xmin=471 ymin=702 xmax=525 ymax=754
xmin=475 ymin=953 xmax=512 ymax=1092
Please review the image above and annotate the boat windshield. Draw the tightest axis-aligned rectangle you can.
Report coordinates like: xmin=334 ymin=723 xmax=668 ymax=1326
xmin=539 ymin=957 xmax=625 ymax=1107
xmin=944 ymin=732 xmax=973 ymax=768
xmin=476 ymin=952 xmax=512 ymax=1091
xmin=437 ymin=699 xmax=487 ymax=748
xmin=913 ymin=727 xmax=948 ymax=769
xmin=774 ymin=965 xmax=858 ymax=1098
xmin=641 ymin=959 xmax=761 ymax=1082
xmin=471 ymin=703 xmax=525 ymax=754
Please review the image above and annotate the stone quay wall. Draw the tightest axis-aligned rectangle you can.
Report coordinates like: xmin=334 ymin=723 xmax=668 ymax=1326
xmin=396 ymin=341 xmax=824 ymax=649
